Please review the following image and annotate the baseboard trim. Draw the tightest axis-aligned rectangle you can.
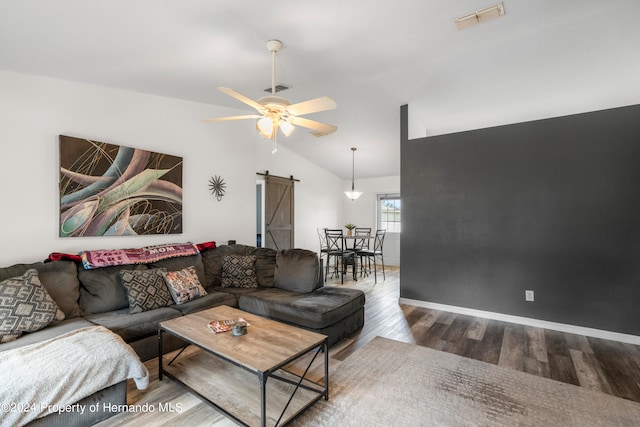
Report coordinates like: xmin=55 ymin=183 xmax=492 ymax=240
xmin=399 ymin=298 xmax=640 ymax=346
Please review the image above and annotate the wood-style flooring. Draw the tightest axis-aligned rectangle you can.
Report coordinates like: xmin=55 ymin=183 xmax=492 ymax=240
xmin=100 ymin=266 xmax=640 ymax=426
xmin=330 ymin=266 xmax=640 ymax=404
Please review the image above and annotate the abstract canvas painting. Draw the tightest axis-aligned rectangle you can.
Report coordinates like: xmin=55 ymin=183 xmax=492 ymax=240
xmin=59 ymin=135 xmax=183 ymax=237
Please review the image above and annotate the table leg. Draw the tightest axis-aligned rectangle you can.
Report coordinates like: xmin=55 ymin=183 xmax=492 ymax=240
xmin=259 ymin=373 xmax=267 ymax=427
xmin=158 ymin=329 xmax=163 ymax=381
xmin=324 ymin=341 xmax=329 ymax=400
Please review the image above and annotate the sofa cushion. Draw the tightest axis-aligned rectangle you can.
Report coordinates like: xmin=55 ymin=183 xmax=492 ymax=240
xmin=254 ymin=248 xmax=277 ymax=288
xmin=273 ymin=249 xmax=321 ymax=293
xmin=210 ymin=286 xmax=261 ymax=298
xmin=238 ymin=286 xmax=365 ymax=330
xmin=170 ymin=291 xmax=237 ymax=315
xmin=0 ymin=318 xmax=94 ymax=352
xmin=0 ymin=260 xmax=81 ymax=319
xmin=221 ymin=255 xmax=258 ymax=288
xmin=120 ymin=268 xmax=173 ymax=314
xmin=162 ymin=266 xmax=207 ymax=304
xmin=84 ymin=307 xmax=182 ymax=342
xmin=78 ymin=264 xmax=147 ymax=315
xmin=0 ymin=270 xmax=66 ymax=343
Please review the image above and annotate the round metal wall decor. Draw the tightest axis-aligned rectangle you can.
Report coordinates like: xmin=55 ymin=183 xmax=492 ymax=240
xmin=208 ymin=175 xmax=226 ymax=201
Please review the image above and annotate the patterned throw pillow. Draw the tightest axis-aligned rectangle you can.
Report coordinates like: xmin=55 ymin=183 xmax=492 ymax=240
xmin=221 ymin=255 xmax=258 ymax=288
xmin=0 ymin=269 xmax=65 ymax=343
xmin=120 ymin=268 xmax=173 ymax=314
xmin=162 ymin=266 xmax=207 ymax=305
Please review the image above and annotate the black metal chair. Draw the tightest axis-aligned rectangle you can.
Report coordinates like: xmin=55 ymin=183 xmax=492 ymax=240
xmin=357 ymin=229 xmax=386 ymax=283
xmin=353 ymin=228 xmax=371 ymax=276
xmin=317 ymin=227 xmax=329 ymax=270
xmin=325 ymin=229 xmax=356 ymax=284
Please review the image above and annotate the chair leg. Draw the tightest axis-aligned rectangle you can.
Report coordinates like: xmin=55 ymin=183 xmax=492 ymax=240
xmin=325 ymin=255 xmax=330 ymax=280
xmin=373 ymin=257 xmax=377 ymax=284
xmin=380 ymin=254 xmax=385 ymax=281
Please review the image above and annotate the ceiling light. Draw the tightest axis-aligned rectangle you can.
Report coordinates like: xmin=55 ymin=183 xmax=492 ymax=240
xmin=455 ymin=2 xmax=505 ymax=30
xmin=344 ymin=147 xmax=363 ymax=201
xmin=256 ymin=116 xmax=274 ymax=139
xmin=279 ymin=119 xmax=295 ymax=137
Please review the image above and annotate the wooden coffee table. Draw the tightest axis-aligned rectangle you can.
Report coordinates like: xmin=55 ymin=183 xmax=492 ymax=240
xmin=158 ymin=305 xmax=328 ymax=427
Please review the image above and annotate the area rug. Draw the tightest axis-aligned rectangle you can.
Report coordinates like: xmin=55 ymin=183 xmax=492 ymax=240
xmin=292 ymin=336 xmax=640 ymax=426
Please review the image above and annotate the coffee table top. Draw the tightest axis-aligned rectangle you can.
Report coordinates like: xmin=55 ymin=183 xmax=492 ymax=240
xmin=159 ymin=305 xmax=327 ymax=373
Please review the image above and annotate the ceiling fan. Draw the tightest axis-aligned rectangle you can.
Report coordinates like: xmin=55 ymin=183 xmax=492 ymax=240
xmin=204 ymin=40 xmax=337 ymax=152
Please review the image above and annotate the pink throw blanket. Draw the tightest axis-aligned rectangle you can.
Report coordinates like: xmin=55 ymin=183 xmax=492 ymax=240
xmin=80 ymin=242 xmax=199 ymax=269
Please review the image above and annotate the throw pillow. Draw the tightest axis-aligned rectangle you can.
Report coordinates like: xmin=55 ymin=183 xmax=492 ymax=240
xmin=120 ymin=268 xmax=173 ymax=314
xmin=221 ymin=255 xmax=258 ymax=288
xmin=0 ymin=269 xmax=65 ymax=343
xmin=162 ymin=266 xmax=207 ymax=304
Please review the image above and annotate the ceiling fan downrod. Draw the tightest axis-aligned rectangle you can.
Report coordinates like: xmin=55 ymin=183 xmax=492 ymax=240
xmin=266 ymin=39 xmax=282 ymax=96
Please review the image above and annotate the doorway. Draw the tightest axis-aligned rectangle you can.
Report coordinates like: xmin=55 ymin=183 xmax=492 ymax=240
xmin=256 ymin=174 xmax=295 ymax=250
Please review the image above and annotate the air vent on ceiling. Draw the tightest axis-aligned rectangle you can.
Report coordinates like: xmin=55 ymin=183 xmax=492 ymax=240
xmin=455 ymin=2 xmax=505 ymax=30
xmin=264 ymin=84 xmax=291 ymax=93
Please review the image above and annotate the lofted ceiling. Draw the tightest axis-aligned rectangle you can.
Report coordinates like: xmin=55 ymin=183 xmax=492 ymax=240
xmin=0 ymin=1 xmax=639 ymax=179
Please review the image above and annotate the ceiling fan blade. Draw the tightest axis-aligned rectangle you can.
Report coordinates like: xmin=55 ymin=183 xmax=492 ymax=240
xmin=203 ymin=114 xmax=262 ymax=123
xmin=287 ymin=116 xmax=337 ymax=136
xmin=218 ymin=87 xmax=265 ymax=113
xmin=286 ymin=96 xmax=337 ymax=116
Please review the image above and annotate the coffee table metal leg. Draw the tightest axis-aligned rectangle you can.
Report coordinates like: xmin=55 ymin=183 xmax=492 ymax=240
xmin=259 ymin=373 xmax=267 ymax=427
xmin=324 ymin=341 xmax=329 ymax=400
xmin=158 ymin=328 xmax=163 ymax=381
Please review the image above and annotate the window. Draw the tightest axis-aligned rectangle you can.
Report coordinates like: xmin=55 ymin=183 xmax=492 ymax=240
xmin=378 ymin=194 xmax=401 ymax=233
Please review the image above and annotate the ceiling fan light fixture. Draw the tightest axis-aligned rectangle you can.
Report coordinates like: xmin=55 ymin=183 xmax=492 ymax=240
xmin=204 ymin=39 xmax=337 ymax=142
xmin=256 ymin=117 xmax=274 ymax=139
xmin=279 ymin=119 xmax=295 ymax=137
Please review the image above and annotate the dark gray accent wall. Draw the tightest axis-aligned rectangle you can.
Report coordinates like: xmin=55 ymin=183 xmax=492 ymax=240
xmin=400 ymin=104 xmax=640 ymax=335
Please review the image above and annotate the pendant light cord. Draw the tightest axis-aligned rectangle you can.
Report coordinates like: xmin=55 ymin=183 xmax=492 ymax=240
xmin=351 ymin=147 xmax=356 ymax=191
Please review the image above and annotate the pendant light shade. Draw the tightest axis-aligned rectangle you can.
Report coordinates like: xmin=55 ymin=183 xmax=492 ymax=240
xmin=344 ymin=147 xmax=363 ymax=200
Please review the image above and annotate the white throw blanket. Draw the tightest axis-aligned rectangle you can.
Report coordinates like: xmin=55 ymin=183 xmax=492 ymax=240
xmin=0 ymin=325 xmax=149 ymax=427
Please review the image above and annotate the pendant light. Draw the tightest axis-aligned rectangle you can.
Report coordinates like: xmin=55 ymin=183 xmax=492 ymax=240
xmin=344 ymin=147 xmax=363 ymax=200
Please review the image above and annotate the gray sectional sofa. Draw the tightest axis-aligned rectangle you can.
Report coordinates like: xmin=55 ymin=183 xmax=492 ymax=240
xmin=0 ymin=243 xmax=365 ymax=426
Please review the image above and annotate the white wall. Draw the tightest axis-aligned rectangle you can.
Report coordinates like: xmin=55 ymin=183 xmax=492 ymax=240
xmin=0 ymin=69 xmax=344 ymax=265
xmin=342 ymin=175 xmax=401 ymax=266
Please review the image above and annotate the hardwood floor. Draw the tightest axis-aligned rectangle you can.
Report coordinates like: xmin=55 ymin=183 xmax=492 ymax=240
xmin=101 ymin=265 xmax=640 ymax=425
xmin=331 ymin=266 xmax=640 ymax=403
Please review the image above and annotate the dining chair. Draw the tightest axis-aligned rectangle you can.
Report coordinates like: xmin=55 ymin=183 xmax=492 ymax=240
xmin=353 ymin=228 xmax=371 ymax=276
xmin=317 ymin=227 xmax=329 ymax=269
xmin=324 ymin=228 xmax=356 ymax=284
xmin=357 ymin=229 xmax=386 ymax=284
xmin=354 ymin=228 xmax=371 ymax=247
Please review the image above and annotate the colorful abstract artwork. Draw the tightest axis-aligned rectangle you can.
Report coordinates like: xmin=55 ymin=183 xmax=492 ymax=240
xmin=59 ymin=135 xmax=183 ymax=237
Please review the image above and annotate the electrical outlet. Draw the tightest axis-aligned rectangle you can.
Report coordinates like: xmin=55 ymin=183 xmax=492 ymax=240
xmin=525 ymin=290 xmax=535 ymax=302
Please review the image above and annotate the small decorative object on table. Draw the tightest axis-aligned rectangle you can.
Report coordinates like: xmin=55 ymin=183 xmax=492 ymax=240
xmin=232 ymin=321 xmax=248 ymax=336
xmin=207 ymin=317 xmax=249 ymax=334
xmin=345 ymin=223 xmax=356 ymax=236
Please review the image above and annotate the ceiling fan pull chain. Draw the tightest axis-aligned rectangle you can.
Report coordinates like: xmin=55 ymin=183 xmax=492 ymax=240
xmin=272 ymin=131 xmax=278 ymax=154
